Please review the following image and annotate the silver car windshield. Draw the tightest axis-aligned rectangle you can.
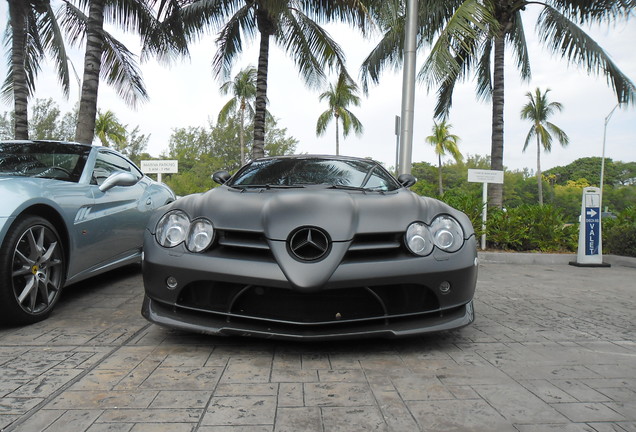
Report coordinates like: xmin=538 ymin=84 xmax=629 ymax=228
xmin=229 ymin=158 xmax=401 ymax=191
xmin=0 ymin=142 xmax=91 ymax=182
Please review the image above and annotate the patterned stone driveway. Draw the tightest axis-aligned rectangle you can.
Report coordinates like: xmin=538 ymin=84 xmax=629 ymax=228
xmin=1 ymin=260 xmax=634 ymax=432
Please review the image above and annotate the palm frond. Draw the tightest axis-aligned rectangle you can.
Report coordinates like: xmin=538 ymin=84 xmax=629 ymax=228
xmin=40 ymin=2 xmax=70 ymax=97
xmin=537 ymin=5 xmax=636 ymax=105
xmin=212 ymin=4 xmax=255 ymax=79
xmin=359 ymin=19 xmax=404 ymax=92
xmin=420 ymin=0 xmax=496 ymax=89
xmin=548 ymin=0 xmax=635 ymax=24
xmin=316 ymin=110 xmax=332 ymax=135
xmin=100 ymin=31 xmax=149 ymax=107
xmin=507 ymin=11 xmax=530 ymax=81
xmin=59 ymin=0 xmax=88 ymax=46
xmin=277 ymin=8 xmax=346 ymax=89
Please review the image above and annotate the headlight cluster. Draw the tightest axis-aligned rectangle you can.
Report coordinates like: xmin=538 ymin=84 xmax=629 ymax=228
xmin=405 ymin=215 xmax=464 ymax=256
xmin=155 ymin=210 xmax=214 ymax=253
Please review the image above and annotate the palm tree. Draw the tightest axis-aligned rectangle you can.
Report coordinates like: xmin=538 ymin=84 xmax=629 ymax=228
xmin=520 ymin=87 xmax=569 ymax=206
xmin=60 ymin=0 xmax=164 ymax=144
xmin=3 ymin=0 xmax=70 ymax=139
xmin=170 ymin=0 xmax=371 ymax=159
xmin=94 ymin=109 xmax=127 ymax=147
xmin=218 ymin=66 xmax=257 ymax=166
xmin=425 ymin=120 xmax=462 ymax=196
xmin=362 ymin=0 xmax=635 ymax=208
xmin=316 ymin=73 xmax=364 ymax=155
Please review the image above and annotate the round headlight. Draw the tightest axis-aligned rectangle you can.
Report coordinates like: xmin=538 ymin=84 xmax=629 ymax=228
xmin=405 ymin=222 xmax=434 ymax=256
xmin=430 ymin=215 xmax=464 ymax=252
xmin=186 ymin=219 xmax=214 ymax=252
xmin=156 ymin=210 xmax=190 ymax=248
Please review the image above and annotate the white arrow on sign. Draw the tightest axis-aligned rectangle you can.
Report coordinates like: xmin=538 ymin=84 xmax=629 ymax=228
xmin=586 ymin=208 xmax=598 ymax=217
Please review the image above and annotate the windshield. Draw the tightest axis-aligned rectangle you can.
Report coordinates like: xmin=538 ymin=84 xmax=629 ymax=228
xmin=0 ymin=142 xmax=91 ymax=182
xmin=229 ymin=157 xmax=401 ymax=191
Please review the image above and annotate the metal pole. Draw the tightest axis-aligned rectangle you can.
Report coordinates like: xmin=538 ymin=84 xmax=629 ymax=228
xmin=399 ymin=0 xmax=418 ymax=175
xmin=394 ymin=115 xmax=401 ymax=175
xmin=481 ymin=182 xmax=487 ymax=250
xmin=600 ymin=103 xmax=619 ymax=201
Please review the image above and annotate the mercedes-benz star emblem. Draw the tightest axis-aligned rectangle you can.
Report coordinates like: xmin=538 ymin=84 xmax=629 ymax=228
xmin=288 ymin=227 xmax=330 ymax=261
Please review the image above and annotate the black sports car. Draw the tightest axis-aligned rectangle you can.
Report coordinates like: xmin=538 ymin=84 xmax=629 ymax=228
xmin=141 ymin=155 xmax=478 ymax=340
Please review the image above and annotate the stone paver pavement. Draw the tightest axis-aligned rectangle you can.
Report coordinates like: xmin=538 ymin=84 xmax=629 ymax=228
xmin=1 ymin=261 xmax=635 ymax=431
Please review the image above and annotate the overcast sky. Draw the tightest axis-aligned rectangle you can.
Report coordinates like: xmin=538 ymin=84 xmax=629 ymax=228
xmin=1 ymin=3 xmax=634 ymax=174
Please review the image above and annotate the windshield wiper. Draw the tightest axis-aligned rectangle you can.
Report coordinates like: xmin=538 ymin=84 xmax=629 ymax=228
xmin=232 ymin=184 xmax=305 ymax=190
xmin=328 ymin=184 xmax=387 ymax=193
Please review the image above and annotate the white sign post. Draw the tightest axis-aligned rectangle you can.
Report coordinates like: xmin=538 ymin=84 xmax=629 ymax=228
xmin=569 ymin=186 xmax=610 ymax=267
xmin=468 ymin=169 xmax=504 ymax=250
xmin=140 ymin=160 xmax=178 ymax=182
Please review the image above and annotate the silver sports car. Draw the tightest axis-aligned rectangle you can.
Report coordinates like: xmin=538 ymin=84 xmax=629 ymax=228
xmin=0 ymin=140 xmax=175 ymax=324
xmin=142 ymin=155 xmax=478 ymax=340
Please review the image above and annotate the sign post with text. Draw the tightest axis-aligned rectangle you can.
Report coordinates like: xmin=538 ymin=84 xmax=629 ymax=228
xmin=570 ymin=186 xmax=610 ymax=267
xmin=468 ymin=169 xmax=504 ymax=250
xmin=141 ymin=160 xmax=178 ymax=183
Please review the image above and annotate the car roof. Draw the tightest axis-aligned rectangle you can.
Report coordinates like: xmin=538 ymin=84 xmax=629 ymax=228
xmin=251 ymin=154 xmax=382 ymax=165
xmin=0 ymin=139 xmax=96 ymax=149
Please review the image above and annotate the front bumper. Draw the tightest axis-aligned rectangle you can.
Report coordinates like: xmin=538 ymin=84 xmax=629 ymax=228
xmin=142 ymin=230 xmax=478 ymax=340
xmin=142 ymin=295 xmax=475 ymax=341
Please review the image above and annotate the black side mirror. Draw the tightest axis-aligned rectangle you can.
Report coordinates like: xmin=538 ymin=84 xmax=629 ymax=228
xmin=212 ymin=170 xmax=231 ymax=185
xmin=397 ymin=173 xmax=416 ymax=188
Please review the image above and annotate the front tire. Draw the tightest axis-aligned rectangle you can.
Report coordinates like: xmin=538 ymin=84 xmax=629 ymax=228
xmin=0 ymin=216 xmax=66 ymax=324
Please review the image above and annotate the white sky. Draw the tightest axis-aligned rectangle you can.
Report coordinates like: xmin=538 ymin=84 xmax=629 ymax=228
xmin=0 ymin=3 xmax=634 ymax=173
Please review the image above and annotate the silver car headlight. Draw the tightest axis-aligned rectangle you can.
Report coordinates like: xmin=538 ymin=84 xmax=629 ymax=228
xmin=186 ymin=218 xmax=214 ymax=252
xmin=405 ymin=222 xmax=434 ymax=256
xmin=155 ymin=210 xmax=190 ymax=248
xmin=430 ymin=215 xmax=464 ymax=252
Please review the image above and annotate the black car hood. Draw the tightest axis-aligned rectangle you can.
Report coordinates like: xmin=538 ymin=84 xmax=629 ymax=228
xmin=172 ymin=185 xmax=459 ymax=242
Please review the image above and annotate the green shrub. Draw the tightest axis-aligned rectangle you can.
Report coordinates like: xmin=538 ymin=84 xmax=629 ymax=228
xmin=485 ymin=205 xmax=577 ymax=252
xmin=439 ymin=190 xmax=485 ymax=237
xmin=603 ymin=206 xmax=636 ymax=257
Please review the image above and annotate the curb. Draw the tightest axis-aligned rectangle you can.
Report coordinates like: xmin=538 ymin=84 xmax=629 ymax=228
xmin=477 ymin=251 xmax=636 ymax=268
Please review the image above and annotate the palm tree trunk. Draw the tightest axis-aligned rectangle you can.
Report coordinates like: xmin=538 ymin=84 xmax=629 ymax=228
xmin=335 ymin=113 xmax=340 ymax=155
xmin=9 ymin=0 xmax=29 ymax=139
xmin=253 ymin=11 xmax=275 ymax=160
xmin=75 ymin=0 xmax=106 ymax=144
xmin=536 ymin=135 xmax=543 ymax=206
xmin=489 ymin=32 xmax=506 ymax=209
xmin=438 ymin=154 xmax=443 ymax=196
xmin=239 ymin=102 xmax=245 ymax=166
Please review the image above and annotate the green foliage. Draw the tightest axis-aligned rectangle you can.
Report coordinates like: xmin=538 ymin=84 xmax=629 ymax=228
xmin=603 ymin=207 xmax=636 ymax=257
xmin=161 ymin=114 xmax=298 ymax=196
xmin=545 ymin=157 xmax=628 ymax=187
xmin=438 ymin=189 xmax=485 ymax=238
xmin=486 ymin=205 xmax=578 ymax=252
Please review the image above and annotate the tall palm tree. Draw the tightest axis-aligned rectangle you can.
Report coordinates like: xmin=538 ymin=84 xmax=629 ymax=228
xmin=94 ymin=109 xmax=127 ymax=147
xmin=362 ymin=0 xmax=635 ymax=208
xmin=169 ymin=0 xmax=371 ymax=159
xmin=60 ymin=0 xmax=164 ymax=144
xmin=3 ymin=0 xmax=70 ymax=139
xmin=520 ymin=87 xmax=569 ymax=206
xmin=316 ymin=73 xmax=364 ymax=155
xmin=425 ymin=120 xmax=462 ymax=196
xmin=218 ymin=66 xmax=257 ymax=166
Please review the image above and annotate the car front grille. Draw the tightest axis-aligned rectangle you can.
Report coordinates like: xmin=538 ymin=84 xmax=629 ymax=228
xmin=213 ymin=229 xmax=407 ymax=262
xmin=176 ymin=282 xmax=441 ymax=327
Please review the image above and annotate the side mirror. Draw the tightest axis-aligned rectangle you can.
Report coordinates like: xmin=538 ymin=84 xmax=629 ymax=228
xmin=99 ymin=171 xmax=139 ymax=192
xmin=397 ymin=173 xmax=416 ymax=188
xmin=212 ymin=170 xmax=231 ymax=185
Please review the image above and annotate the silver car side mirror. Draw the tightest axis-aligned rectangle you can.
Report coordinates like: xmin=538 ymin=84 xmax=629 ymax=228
xmin=99 ymin=171 xmax=139 ymax=192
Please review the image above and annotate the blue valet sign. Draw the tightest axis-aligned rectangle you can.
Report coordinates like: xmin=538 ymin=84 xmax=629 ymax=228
xmin=570 ymin=187 xmax=610 ymax=267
